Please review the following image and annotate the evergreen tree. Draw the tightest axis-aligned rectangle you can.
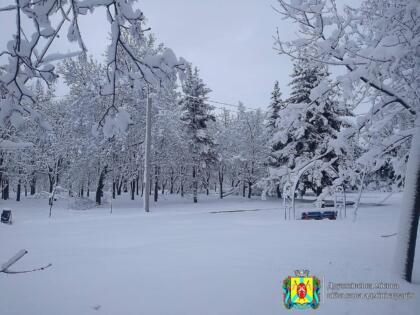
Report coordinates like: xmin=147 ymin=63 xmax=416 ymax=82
xmin=267 ymin=81 xmax=286 ymax=169
xmin=179 ymin=65 xmax=216 ymax=203
xmin=265 ymin=82 xmax=286 ymax=197
xmin=266 ymin=81 xmax=284 ymax=131
xmin=271 ymin=59 xmax=351 ymax=196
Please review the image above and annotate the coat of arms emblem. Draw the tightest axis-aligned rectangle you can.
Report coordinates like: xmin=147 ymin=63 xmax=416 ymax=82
xmin=283 ymin=270 xmax=320 ymax=309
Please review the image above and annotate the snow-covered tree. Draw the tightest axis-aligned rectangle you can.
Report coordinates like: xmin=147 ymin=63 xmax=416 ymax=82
xmin=149 ymin=75 xmax=185 ymax=201
xmin=275 ymin=0 xmax=419 ymax=282
xmin=236 ymin=106 xmax=269 ymax=198
xmin=59 ymin=55 xmax=110 ymax=205
xmin=269 ymin=59 xmax=351 ymax=197
xmin=213 ymin=108 xmax=237 ymax=198
xmin=266 ymin=81 xmax=284 ymax=132
xmin=179 ymin=65 xmax=216 ymax=203
xmin=0 ymin=0 xmax=183 ymax=147
xmin=265 ymin=81 xmax=287 ymax=198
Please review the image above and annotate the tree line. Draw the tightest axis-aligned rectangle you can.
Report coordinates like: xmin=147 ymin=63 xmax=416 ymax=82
xmin=0 ymin=0 xmax=418 ymax=282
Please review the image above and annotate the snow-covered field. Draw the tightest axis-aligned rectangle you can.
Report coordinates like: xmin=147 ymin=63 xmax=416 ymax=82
xmin=0 ymin=193 xmax=419 ymax=315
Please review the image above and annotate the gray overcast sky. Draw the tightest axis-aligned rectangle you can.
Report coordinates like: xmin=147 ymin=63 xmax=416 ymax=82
xmin=139 ymin=0 xmax=361 ymax=109
xmin=140 ymin=0 xmax=293 ymax=109
xmin=0 ymin=0 xmax=360 ymax=110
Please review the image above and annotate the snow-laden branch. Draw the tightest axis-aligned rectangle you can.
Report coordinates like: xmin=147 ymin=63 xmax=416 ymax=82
xmin=1 ymin=250 xmax=52 ymax=274
xmin=274 ymin=0 xmax=418 ymax=117
xmin=1 ymin=0 xmax=185 ymax=140
xmin=273 ymin=0 xmax=420 ymax=282
xmin=0 ymin=5 xmax=17 ymax=12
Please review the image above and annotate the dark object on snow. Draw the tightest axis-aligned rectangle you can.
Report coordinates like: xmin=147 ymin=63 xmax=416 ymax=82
xmin=381 ymin=233 xmax=398 ymax=238
xmin=1 ymin=209 xmax=12 ymax=224
xmin=301 ymin=211 xmax=337 ymax=220
xmin=320 ymin=200 xmax=335 ymax=208
xmin=322 ymin=211 xmax=338 ymax=220
xmin=301 ymin=211 xmax=323 ymax=220
xmin=209 ymin=208 xmax=278 ymax=214
xmin=1 ymin=249 xmax=52 ymax=274
xmin=320 ymin=200 xmax=355 ymax=208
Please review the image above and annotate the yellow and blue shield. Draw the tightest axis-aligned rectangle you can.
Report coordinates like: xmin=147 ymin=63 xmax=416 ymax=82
xmin=283 ymin=272 xmax=320 ymax=309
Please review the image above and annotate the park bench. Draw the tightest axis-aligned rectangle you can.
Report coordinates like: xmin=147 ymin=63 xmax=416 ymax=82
xmin=1 ymin=209 xmax=12 ymax=224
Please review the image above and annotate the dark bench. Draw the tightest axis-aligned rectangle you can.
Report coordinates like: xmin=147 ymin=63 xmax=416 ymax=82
xmin=301 ymin=211 xmax=337 ymax=220
xmin=1 ymin=209 xmax=12 ymax=224
xmin=301 ymin=211 xmax=323 ymax=220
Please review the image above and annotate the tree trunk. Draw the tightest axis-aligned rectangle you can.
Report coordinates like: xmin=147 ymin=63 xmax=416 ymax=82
xmin=242 ymin=182 xmax=246 ymax=197
xmin=205 ymin=171 xmax=210 ymax=195
xmin=16 ymin=180 xmax=21 ymax=202
xmin=96 ymin=166 xmax=107 ymax=205
xmin=112 ymin=181 xmax=116 ymax=199
xmin=154 ymin=179 xmax=158 ymax=202
xmin=276 ymin=184 xmax=282 ymax=199
xmin=149 ymin=178 xmax=152 ymax=195
xmin=24 ymin=184 xmax=27 ymax=197
xmin=48 ymin=173 xmax=54 ymax=193
xmin=395 ymin=125 xmax=420 ymax=283
xmin=2 ymin=178 xmax=9 ymax=200
xmin=154 ymin=166 xmax=159 ymax=202
xmin=136 ymin=173 xmax=139 ymax=196
xmin=30 ymin=176 xmax=36 ymax=195
xmin=193 ymin=165 xmax=198 ymax=203
xmin=170 ymin=169 xmax=175 ymax=194
xmin=117 ymin=178 xmax=122 ymax=196
xmin=218 ymin=169 xmax=224 ymax=199
xmin=131 ymin=180 xmax=135 ymax=200
xmin=181 ymin=181 xmax=184 ymax=197
xmin=248 ymin=181 xmax=252 ymax=198
xmin=162 ymin=180 xmax=166 ymax=195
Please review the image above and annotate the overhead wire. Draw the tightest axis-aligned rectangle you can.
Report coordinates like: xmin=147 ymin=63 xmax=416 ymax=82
xmin=50 ymin=93 xmax=262 ymax=112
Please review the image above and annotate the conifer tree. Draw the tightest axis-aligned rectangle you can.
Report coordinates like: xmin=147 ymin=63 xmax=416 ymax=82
xmin=179 ymin=65 xmax=216 ymax=203
xmin=266 ymin=81 xmax=284 ymax=131
xmin=271 ymin=59 xmax=351 ymax=196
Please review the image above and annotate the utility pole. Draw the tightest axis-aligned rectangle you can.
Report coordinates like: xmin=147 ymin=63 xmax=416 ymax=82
xmin=143 ymin=85 xmax=152 ymax=212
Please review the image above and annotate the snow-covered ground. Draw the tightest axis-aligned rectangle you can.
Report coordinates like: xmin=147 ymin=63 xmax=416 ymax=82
xmin=0 ymin=192 xmax=419 ymax=315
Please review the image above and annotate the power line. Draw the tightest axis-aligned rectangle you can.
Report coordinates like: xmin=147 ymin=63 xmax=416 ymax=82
xmin=50 ymin=93 xmax=262 ymax=112
xmin=208 ymin=99 xmax=259 ymax=111
xmin=183 ymin=94 xmax=260 ymax=111
xmin=48 ymin=93 xmax=366 ymax=115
